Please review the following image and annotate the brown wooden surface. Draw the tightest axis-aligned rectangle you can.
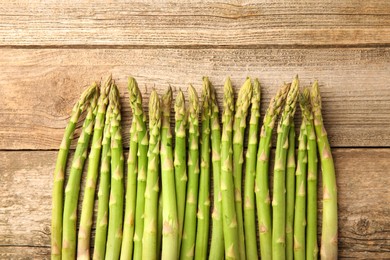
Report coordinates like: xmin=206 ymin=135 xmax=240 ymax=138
xmin=0 ymin=1 xmax=390 ymax=259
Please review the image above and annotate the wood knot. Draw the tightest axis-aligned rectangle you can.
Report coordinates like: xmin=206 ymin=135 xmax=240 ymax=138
xmin=355 ymin=218 xmax=370 ymax=235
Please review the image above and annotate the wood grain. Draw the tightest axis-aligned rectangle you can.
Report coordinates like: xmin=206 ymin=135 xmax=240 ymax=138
xmin=1 ymin=1 xmax=390 ymax=47
xmin=1 ymin=48 xmax=390 ymax=150
xmin=0 ymin=149 xmax=389 ymax=259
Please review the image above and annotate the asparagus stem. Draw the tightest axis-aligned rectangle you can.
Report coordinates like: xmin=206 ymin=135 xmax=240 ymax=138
xmin=161 ymin=86 xmax=179 ymax=259
xmin=120 ymin=84 xmax=140 ymax=260
xmin=255 ymin=83 xmax=290 ymax=260
xmin=51 ymin=83 xmax=97 ymax=260
xmin=142 ymin=90 xmax=161 ymax=260
xmin=180 ymin=85 xmax=200 ymax=260
xmin=128 ymin=77 xmax=149 ymax=260
xmin=294 ymin=113 xmax=308 ymax=260
xmin=93 ymin=98 xmax=112 ymax=260
xmin=105 ymin=83 xmax=125 ymax=260
xmin=305 ymin=85 xmax=319 ymax=260
xmin=285 ymin=122 xmax=296 ymax=260
xmin=78 ymin=77 xmax=111 ymax=260
xmin=232 ymin=78 xmax=252 ymax=260
xmin=220 ymin=78 xmax=240 ymax=260
xmin=208 ymin=83 xmax=224 ymax=260
xmin=62 ymin=86 xmax=99 ymax=260
xmin=174 ymin=89 xmax=187 ymax=253
xmin=243 ymin=78 xmax=261 ymax=260
xmin=157 ymin=190 xmax=163 ymax=260
xmin=272 ymin=77 xmax=299 ymax=260
xmin=311 ymin=81 xmax=337 ymax=260
xmin=194 ymin=77 xmax=212 ymax=260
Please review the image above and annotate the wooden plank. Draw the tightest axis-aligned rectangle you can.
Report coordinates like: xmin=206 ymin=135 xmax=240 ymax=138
xmin=1 ymin=48 xmax=390 ymax=149
xmin=0 ymin=149 xmax=389 ymax=258
xmin=1 ymin=1 xmax=390 ymax=47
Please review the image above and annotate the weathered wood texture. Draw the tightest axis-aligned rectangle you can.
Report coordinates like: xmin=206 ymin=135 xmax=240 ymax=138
xmin=1 ymin=48 xmax=390 ymax=150
xmin=1 ymin=1 xmax=390 ymax=47
xmin=0 ymin=149 xmax=389 ymax=259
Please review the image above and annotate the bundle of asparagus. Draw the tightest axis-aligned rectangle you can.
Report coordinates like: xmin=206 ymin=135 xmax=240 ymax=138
xmin=51 ymin=75 xmax=337 ymax=260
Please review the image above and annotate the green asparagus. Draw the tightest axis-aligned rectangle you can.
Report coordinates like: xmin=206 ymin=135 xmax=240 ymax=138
xmin=208 ymin=83 xmax=224 ymax=260
xmin=272 ymin=76 xmax=298 ymax=260
xmin=105 ymin=82 xmax=125 ymax=260
xmin=220 ymin=78 xmax=239 ymax=260
xmin=174 ymin=89 xmax=187 ymax=253
xmin=194 ymin=77 xmax=212 ymax=260
xmin=78 ymin=77 xmax=111 ymax=260
xmin=93 ymin=97 xmax=112 ymax=260
xmin=285 ymin=122 xmax=296 ymax=260
xmin=180 ymin=85 xmax=200 ymax=259
xmin=51 ymin=83 xmax=97 ymax=260
xmin=128 ymin=77 xmax=149 ymax=260
xmin=142 ymin=90 xmax=161 ymax=260
xmin=311 ymin=81 xmax=337 ymax=260
xmin=255 ymin=83 xmax=290 ymax=260
xmin=294 ymin=96 xmax=309 ymax=260
xmin=120 ymin=89 xmax=139 ymax=260
xmin=232 ymin=77 xmax=252 ymax=260
xmin=62 ymin=86 xmax=99 ymax=260
xmin=243 ymin=78 xmax=261 ymax=260
xmin=161 ymin=86 xmax=179 ymax=259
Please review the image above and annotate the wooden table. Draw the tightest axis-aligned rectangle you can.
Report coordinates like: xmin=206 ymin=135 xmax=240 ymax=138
xmin=1 ymin=1 xmax=389 ymax=259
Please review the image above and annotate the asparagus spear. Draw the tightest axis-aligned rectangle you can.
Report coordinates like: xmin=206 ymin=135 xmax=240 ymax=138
xmin=51 ymin=83 xmax=97 ymax=260
xmin=301 ymin=87 xmax=318 ymax=260
xmin=311 ymin=81 xmax=337 ymax=260
xmin=157 ymin=190 xmax=163 ymax=260
xmin=294 ymin=108 xmax=308 ymax=260
xmin=243 ymin=78 xmax=261 ymax=260
xmin=194 ymin=77 xmax=212 ymax=260
xmin=232 ymin=77 xmax=252 ymax=260
xmin=105 ymin=82 xmax=125 ymax=260
xmin=120 ymin=92 xmax=139 ymax=260
xmin=93 ymin=97 xmax=112 ymax=260
xmin=272 ymin=77 xmax=299 ymax=260
xmin=128 ymin=77 xmax=149 ymax=260
xmin=62 ymin=87 xmax=99 ymax=260
xmin=220 ymin=78 xmax=240 ymax=260
xmin=285 ymin=122 xmax=296 ymax=260
xmin=208 ymin=83 xmax=224 ymax=260
xmin=161 ymin=86 xmax=179 ymax=259
xmin=142 ymin=90 xmax=161 ymax=260
xmin=180 ymin=85 xmax=200 ymax=259
xmin=174 ymin=89 xmax=187 ymax=253
xmin=78 ymin=77 xmax=111 ymax=260
xmin=255 ymin=83 xmax=290 ymax=260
